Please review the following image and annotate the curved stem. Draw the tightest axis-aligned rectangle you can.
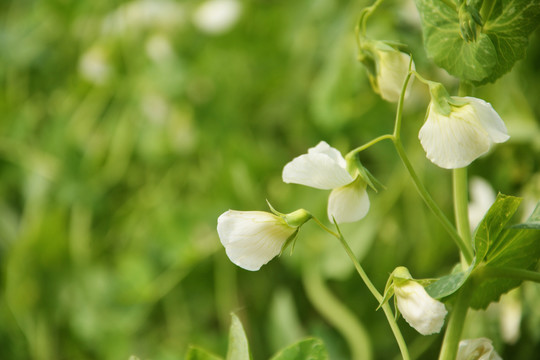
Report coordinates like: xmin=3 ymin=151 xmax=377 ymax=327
xmin=438 ymin=282 xmax=472 ymax=360
xmin=346 ymin=134 xmax=394 ymax=159
xmin=303 ymin=269 xmax=373 ymax=360
xmin=392 ymin=140 xmax=474 ymax=264
xmin=359 ymin=0 xmax=385 ymax=36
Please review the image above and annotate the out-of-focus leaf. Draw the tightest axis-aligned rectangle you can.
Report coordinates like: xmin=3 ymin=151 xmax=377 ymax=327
xmin=269 ymin=338 xmax=328 ymax=360
xmin=226 ymin=313 xmax=251 ymax=360
xmin=185 ymin=346 xmax=223 ymax=360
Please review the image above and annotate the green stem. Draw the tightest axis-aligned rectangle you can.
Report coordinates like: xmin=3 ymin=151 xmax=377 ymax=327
xmin=438 ymin=282 xmax=472 ymax=360
xmin=303 ymin=269 xmax=373 ymax=360
xmin=482 ymin=266 xmax=540 ymax=283
xmin=346 ymin=134 xmax=394 ymax=159
xmin=359 ymin=0 xmax=385 ymax=36
xmin=392 ymin=140 xmax=474 ymax=264
xmin=393 ymin=69 xmax=414 ymax=141
xmin=313 ymin=217 xmax=410 ymax=360
xmin=453 ymin=167 xmax=473 ymax=268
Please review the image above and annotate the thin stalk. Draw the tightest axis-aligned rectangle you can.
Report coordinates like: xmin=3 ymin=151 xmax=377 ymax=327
xmin=453 ymin=167 xmax=473 ymax=268
xmin=438 ymin=282 xmax=472 ymax=360
xmin=346 ymin=134 xmax=394 ymax=159
xmin=392 ymin=140 xmax=474 ymax=264
xmin=312 ymin=217 xmax=410 ymax=360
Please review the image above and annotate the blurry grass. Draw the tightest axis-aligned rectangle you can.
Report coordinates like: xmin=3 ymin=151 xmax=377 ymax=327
xmin=0 ymin=0 xmax=539 ymax=359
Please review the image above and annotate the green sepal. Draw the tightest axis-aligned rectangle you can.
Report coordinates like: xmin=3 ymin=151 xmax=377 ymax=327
xmin=266 ymin=200 xmax=312 ymax=228
xmin=346 ymin=155 xmax=385 ymax=193
xmin=280 ymin=228 xmax=300 ymax=257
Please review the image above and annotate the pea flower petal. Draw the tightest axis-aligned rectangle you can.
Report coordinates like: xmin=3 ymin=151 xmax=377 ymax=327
xmin=282 ymin=141 xmax=353 ymax=189
xmin=395 ymin=281 xmax=447 ymax=335
xmin=419 ymin=97 xmax=509 ymax=169
xmin=328 ymin=177 xmax=370 ymax=223
xmin=377 ymin=49 xmax=415 ymax=103
xmin=456 ymin=338 xmax=502 ymax=360
xmin=217 ymin=210 xmax=297 ymax=271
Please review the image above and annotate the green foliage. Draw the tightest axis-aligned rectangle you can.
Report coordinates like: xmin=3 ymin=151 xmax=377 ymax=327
xmin=226 ymin=314 xmax=251 ymax=360
xmin=185 ymin=347 xmax=223 ymax=360
xmin=414 ymin=0 xmax=540 ymax=84
xmin=471 ymin=202 xmax=540 ymax=309
xmin=269 ymin=338 xmax=328 ymax=360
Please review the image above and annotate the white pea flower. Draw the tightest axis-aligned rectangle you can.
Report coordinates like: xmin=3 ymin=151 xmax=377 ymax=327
xmin=217 ymin=209 xmax=310 ymax=271
xmin=282 ymin=141 xmax=370 ymax=224
xmin=359 ymin=42 xmax=415 ymax=102
xmin=78 ymin=46 xmax=112 ymax=85
xmin=419 ymin=94 xmax=509 ymax=169
xmin=457 ymin=338 xmax=502 ymax=360
xmin=394 ymin=280 xmax=447 ymax=335
xmin=468 ymin=176 xmax=496 ymax=231
xmin=193 ymin=0 xmax=242 ymax=35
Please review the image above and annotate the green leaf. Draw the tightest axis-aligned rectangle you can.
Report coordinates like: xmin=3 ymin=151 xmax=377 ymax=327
xmin=470 ymin=202 xmax=540 ymax=309
xmin=426 ymin=264 xmax=472 ymax=299
xmin=414 ymin=0 xmax=540 ymax=84
xmin=473 ymin=193 xmax=522 ymax=264
xmin=269 ymin=338 xmax=328 ymax=360
xmin=227 ymin=313 xmax=251 ymax=360
xmin=482 ymin=0 xmax=540 ymax=84
xmin=185 ymin=346 xmax=224 ymax=360
xmin=414 ymin=0 xmax=497 ymax=82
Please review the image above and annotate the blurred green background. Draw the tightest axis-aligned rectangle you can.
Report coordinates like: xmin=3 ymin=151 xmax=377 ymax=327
xmin=1 ymin=0 xmax=539 ymax=359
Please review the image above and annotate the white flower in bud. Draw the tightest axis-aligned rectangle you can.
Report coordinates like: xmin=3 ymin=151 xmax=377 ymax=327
xmin=375 ymin=48 xmax=414 ymax=102
xmin=394 ymin=281 xmax=447 ymax=335
xmin=456 ymin=338 xmax=502 ymax=360
xmin=282 ymin=141 xmax=369 ymax=223
xmin=419 ymin=97 xmax=509 ymax=169
xmin=217 ymin=210 xmax=303 ymax=271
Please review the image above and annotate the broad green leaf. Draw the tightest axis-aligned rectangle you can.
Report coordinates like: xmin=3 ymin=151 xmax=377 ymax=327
xmin=414 ymin=0 xmax=540 ymax=84
xmin=414 ymin=0 xmax=497 ymax=82
xmin=185 ymin=346 xmax=224 ymax=360
xmin=426 ymin=264 xmax=472 ymax=299
xmin=473 ymin=194 xmax=522 ymax=264
xmin=227 ymin=313 xmax=251 ymax=360
xmin=482 ymin=0 xmax=540 ymax=84
xmin=470 ymin=202 xmax=540 ymax=309
xmin=269 ymin=338 xmax=328 ymax=360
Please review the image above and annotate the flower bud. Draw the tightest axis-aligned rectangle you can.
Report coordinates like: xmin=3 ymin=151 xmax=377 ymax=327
xmin=359 ymin=41 xmax=414 ymax=102
xmin=394 ymin=280 xmax=447 ymax=335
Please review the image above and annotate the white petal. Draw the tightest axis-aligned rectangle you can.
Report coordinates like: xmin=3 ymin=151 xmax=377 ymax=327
xmin=308 ymin=141 xmax=348 ymax=169
xmin=327 ymin=177 xmax=370 ymax=223
xmin=419 ymin=102 xmax=491 ymax=169
xmin=395 ymin=281 xmax=447 ymax=335
xmin=464 ymin=97 xmax=510 ymax=144
xmin=377 ymin=50 xmax=415 ymax=103
xmin=283 ymin=142 xmax=353 ymax=189
xmin=457 ymin=338 xmax=502 ymax=360
xmin=217 ymin=210 xmax=295 ymax=271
